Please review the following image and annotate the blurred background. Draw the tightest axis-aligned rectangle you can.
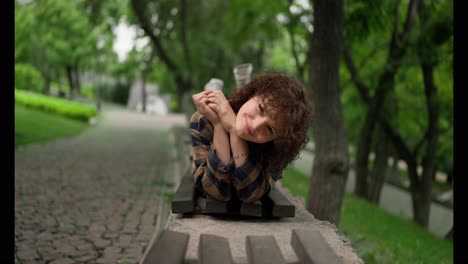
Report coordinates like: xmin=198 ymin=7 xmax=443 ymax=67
xmin=15 ymin=0 xmax=453 ymax=263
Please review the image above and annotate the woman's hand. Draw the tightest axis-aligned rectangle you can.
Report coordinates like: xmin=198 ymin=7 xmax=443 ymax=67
xmin=192 ymin=91 xmax=220 ymax=125
xmin=205 ymin=90 xmax=236 ymax=133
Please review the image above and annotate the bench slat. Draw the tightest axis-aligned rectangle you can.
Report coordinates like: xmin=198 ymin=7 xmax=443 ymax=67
xmin=205 ymin=196 xmax=228 ymax=213
xmin=261 ymin=185 xmax=295 ymax=217
xmin=246 ymin=235 xmax=286 ymax=264
xmin=199 ymin=234 xmax=234 ymax=264
xmin=171 ymin=170 xmax=296 ymax=218
xmin=240 ymin=200 xmax=263 ymax=217
xmin=141 ymin=230 xmax=189 ymax=264
xmin=291 ymin=228 xmax=343 ymax=264
xmin=171 ymin=173 xmax=195 ymax=214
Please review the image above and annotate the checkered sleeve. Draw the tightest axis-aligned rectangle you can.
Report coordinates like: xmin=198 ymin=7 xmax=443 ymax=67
xmin=231 ymin=150 xmax=283 ymax=203
xmin=190 ymin=112 xmax=235 ymax=201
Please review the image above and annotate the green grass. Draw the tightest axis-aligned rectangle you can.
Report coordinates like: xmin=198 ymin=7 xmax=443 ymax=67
xmin=281 ymin=166 xmax=311 ymax=196
xmin=281 ymin=167 xmax=453 ymax=264
xmin=15 ymin=104 xmax=89 ymax=147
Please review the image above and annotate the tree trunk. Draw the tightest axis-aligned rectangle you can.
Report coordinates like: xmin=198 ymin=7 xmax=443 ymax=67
xmin=410 ymin=171 xmax=431 ymax=227
xmin=66 ymin=65 xmax=75 ymax=99
xmin=43 ymin=76 xmax=51 ymax=95
xmin=345 ymin=0 xmax=444 ymax=229
xmin=412 ymin=0 xmax=441 ymax=228
xmin=354 ymin=114 xmax=373 ymax=198
xmin=351 ymin=0 xmax=421 ymax=201
xmin=410 ymin=60 xmax=439 ymax=227
xmin=131 ymin=0 xmax=194 ymax=113
xmin=446 ymin=167 xmax=453 ymax=184
xmin=306 ymin=0 xmax=349 ymax=226
xmin=256 ymin=39 xmax=265 ymax=72
xmin=368 ymin=126 xmax=390 ymax=204
xmin=445 ymin=226 xmax=453 ymax=240
xmin=73 ymin=62 xmax=81 ymax=95
xmin=141 ymin=78 xmax=147 ymax=113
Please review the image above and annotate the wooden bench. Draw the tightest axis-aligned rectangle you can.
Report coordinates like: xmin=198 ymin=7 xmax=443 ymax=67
xmin=141 ymin=228 xmax=344 ymax=264
xmin=140 ymin=128 xmax=360 ymax=263
xmin=171 ymin=169 xmax=295 ymax=218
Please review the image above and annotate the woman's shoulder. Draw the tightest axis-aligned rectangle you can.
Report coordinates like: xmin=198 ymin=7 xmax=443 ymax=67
xmin=190 ymin=111 xmax=210 ymax=125
xmin=190 ymin=111 xmax=203 ymax=122
xmin=190 ymin=111 xmax=213 ymax=130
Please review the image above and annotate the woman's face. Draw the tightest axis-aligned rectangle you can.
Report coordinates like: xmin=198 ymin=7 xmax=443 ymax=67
xmin=235 ymin=95 xmax=278 ymax=143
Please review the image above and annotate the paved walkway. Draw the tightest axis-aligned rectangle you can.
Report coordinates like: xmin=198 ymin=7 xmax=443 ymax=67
xmin=15 ymin=104 xmax=186 ymax=264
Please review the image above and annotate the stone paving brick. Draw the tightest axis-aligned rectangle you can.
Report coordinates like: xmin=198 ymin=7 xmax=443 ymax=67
xmin=92 ymin=238 xmax=112 ymax=249
xmin=15 ymin=106 xmax=186 ymax=264
xmin=22 ymin=261 xmax=47 ymax=264
xmin=73 ymin=253 xmax=99 ymax=263
xmin=102 ymin=231 xmax=119 ymax=239
xmin=16 ymin=247 xmax=40 ymax=261
xmin=49 ymin=258 xmax=75 ymax=264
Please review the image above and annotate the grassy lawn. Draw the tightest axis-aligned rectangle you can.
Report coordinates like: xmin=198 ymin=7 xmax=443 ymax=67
xmin=15 ymin=104 xmax=90 ymax=147
xmin=281 ymin=167 xmax=453 ymax=264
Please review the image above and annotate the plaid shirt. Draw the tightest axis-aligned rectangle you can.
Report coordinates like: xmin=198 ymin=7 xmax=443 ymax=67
xmin=190 ymin=111 xmax=282 ymax=203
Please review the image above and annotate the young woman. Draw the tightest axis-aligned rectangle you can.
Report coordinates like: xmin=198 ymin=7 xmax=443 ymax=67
xmin=190 ymin=71 xmax=313 ymax=203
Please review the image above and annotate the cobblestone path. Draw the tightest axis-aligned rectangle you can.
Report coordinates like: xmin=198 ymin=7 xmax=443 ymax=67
xmin=15 ymin=105 xmax=186 ymax=264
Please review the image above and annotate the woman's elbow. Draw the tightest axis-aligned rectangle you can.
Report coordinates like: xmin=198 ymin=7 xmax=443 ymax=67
xmin=240 ymin=195 xmax=262 ymax=203
xmin=238 ymin=187 xmax=266 ymax=203
xmin=201 ymin=179 xmax=231 ymax=202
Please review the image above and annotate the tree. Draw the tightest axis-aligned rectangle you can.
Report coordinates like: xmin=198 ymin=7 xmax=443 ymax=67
xmin=349 ymin=0 xmax=421 ymax=200
xmin=280 ymin=0 xmax=313 ymax=82
xmin=15 ymin=0 xmax=100 ymax=97
xmin=130 ymin=0 xmax=196 ymax=113
xmin=343 ymin=0 xmax=452 ymax=227
xmin=129 ymin=0 xmax=285 ymax=113
xmin=306 ymin=0 xmax=350 ymax=226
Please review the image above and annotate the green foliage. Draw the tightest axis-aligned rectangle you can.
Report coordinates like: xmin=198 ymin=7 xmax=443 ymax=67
xmin=14 ymin=0 xmax=452 ymax=174
xmin=344 ymin=0 xmax=393 ymax=43
xmin=15 ymin=0 xmax=121 ymax=98
xmin=33 ymin=0 xmax=97 ymax=66
xmin=15 ymin=104 xmax=89 ymax=147
xmin=15 ymin=1 xmax=35 ymax=63
xmin=393 ymin=67 xmax=426 ymax=147
xmin=15 ymin=63 xmax=45 ymax=92
xmin=126 ymin=0 xmax=288 ymax=108
xmin=80 ymin=84 xmax=95 ymax=100
xmin=95 ymin=79 xmax=129 ymax=106
xmin=15 ymin=89 xmax=97 ymax=122
xmin=51 ymin=81 xmax=70 ymax=94
xmin=168 ymin=96 xmax=179 ymax=113
xmin=264 ymin=29 xmax=296 ymax=75
xmin=281 ymin=167 xmax=453 ymax=264
xmin=111 ymin=81 xmax=131 ymax=106
xmin=434 ymin=41 xmax=453 ymax=174
xmin=342 ymin=0 xmax=453 ymax=176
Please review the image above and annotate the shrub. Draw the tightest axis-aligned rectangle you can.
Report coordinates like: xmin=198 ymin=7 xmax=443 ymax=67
xmin=15 ymin=63 xmax=44 ymax=92
xmin=15 ymin=89 xmax=96 ymax=122
xmin=110 ymin=81 xmax=130 ymax=105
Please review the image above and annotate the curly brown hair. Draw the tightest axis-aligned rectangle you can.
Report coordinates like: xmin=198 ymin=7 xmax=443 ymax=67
xmin=228 ymin=71 xmax=314 ymax=173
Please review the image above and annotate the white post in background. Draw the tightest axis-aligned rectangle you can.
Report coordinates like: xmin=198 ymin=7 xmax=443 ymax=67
xmin=204 ymin=78 xmax=224 ymax=91
xmin=233 ymin=63 xmax=253 ymax=88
